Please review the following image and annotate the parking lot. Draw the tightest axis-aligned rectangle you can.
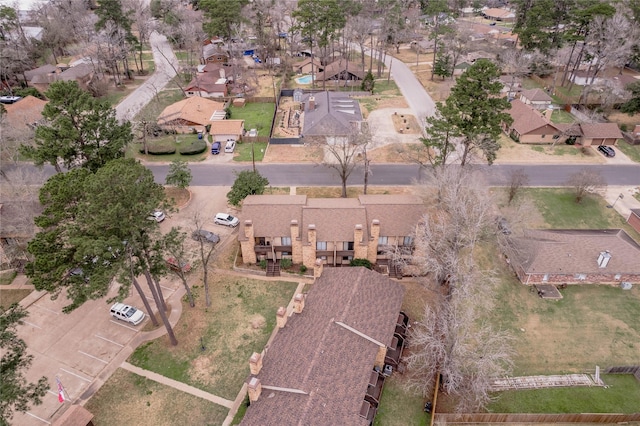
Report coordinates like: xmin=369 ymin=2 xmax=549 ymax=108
xmin=12 ymin=187 xmax=235 ymax=425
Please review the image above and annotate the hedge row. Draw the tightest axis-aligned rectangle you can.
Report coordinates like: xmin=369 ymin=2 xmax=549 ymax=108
xmin=139 ymin=138 xmax=207 ymax=156
xmin=179 ymin=139 xmax=207 ymax=155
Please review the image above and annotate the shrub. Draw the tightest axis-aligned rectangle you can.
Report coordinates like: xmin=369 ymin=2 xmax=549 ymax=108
xmin=258 ymin=259 xmax=267 ymax=269
xmin=178 ymin=138 xmax=207 ymax=155
xmin=280 ymin=258 xmax=292 ymax=269
xmin=299 ymin=264 xmax=307 ymax=274
xmin=140 ymin=140 xmax=176 ymax=155
xmin=350 ymin=258 xmax=373 ymax=269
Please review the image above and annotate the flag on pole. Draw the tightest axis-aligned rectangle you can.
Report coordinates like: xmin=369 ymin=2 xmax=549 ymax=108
xmin=55 ymin=377 xmax=66 ymax=403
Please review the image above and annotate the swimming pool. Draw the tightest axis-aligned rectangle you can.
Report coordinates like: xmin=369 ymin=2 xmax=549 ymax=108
xmin=295 ymin=74 xmax=314 ymax=84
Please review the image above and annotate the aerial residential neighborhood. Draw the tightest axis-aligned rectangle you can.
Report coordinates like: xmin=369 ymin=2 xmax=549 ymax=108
xmin=1 ymin=0 xmax=640 ymax=425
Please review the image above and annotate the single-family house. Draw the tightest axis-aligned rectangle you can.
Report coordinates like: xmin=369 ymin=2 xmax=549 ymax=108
xmin=0 ymin=201 xmax=42 ymax=268
xmin=293 ymin=57 xmax=323 ymax=75
xmin=185 ymin=72 xmax=228 ymax=98
xmin=627 ymin=209 xmax=640 ymax=234
xmin=24 ymin=64 xmax=57 ymax=85
xmin=156 ymin=97 xmax=226 ymax=133
xmin=240 ymin=266 xmax=406 ymax=425
xmin=238 ymin=194 xmax=424 ymax=275
xmin=26 ymin=63 xmax=97 ymax=93
xmin=209 ymin=119 xmax=244 ymax=143
xmin=201 ymin=62 xmax=226 ymax=78
xmin=2 ymin=95 xmax=47 ymax=131
xmin=499 ymin=75 xmax=522 ymax=98
xmin=202 ymin=43 xmax=229 ymax=64
xmin=453 ymin=61 xmax=473 ymax=76
xmin=519 ymin=88 xmax=553 ymax=110
xmin=316 ymin=59 xmax=364 ymax=83
xmin=508 ymin=229 xmax=640 ymax=285
xmin=578 ymin=123 xmax=623 ymax=146
xmin=503 ymin=99 xmax=562 ymax=144
xmin=300 ymin=91 xmax=363 ymax=139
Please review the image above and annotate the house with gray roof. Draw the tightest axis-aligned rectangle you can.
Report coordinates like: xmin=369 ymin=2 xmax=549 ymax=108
xmin=238 ymin=194 xmax=424 ymax=275
xmin=300 ymin=91 xmax=363 ymax=139
xmin=519 ymin=88 xmax=553 ymax=110
xmin=508 ymin=229 xmax=640 ymax=285
xmin=240 ymin=266 xmax=406 ymax=426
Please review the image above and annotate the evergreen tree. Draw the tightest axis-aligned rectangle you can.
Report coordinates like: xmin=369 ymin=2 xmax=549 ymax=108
xmin=227 ymin=170 xmax=269 ymax=207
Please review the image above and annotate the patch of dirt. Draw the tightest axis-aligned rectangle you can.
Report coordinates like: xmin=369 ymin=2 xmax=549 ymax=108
xmin=494 ymin=135 xmax=605 ymax=164
xmin=607 ymin=111 xmax=640 ymax=128
xmin=376 ymin=96 xmax=409 ymax=109
xmin=249 ymin=314 xmax=266 ymax=329
xmin=164 ymin=187 xmax=191 ymax=209
xmin=296 ymin=186 xmax=415 ymax=198
xmin=263 ymin=144 xmax=323 ymax=163
xmin=390 ymin=113 xmax=421 ymax=134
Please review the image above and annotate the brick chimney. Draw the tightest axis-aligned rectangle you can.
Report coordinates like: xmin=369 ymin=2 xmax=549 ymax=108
xmin=248 ymin=377 xmax=262 ymax=402
xmin=308 ymin=96 xmax=315 ymax=111
xmin=276 ymin=306 xmax=287 ymax=328
xmin=293 ymin=293 xmax=305 ymax=313
xmin=240 ymin=220 xmax=257 ymax=264
xmin=291 ymin=220 xmax=302 ymax=264
xmin=354 ymin=224 xmax=363 ymax=243
xmin=367 ymin=220 xmax=381 ymax=264
xmin=313 ymin=258 xmax=323 ymax=279
xmin=244 ymin=220 xmax=254 ymax=239
xmin=249 ymin=352 xmax=263 ymax=375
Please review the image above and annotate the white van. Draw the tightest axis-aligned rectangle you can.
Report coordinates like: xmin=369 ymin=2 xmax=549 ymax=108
xmin=225 ymin=140 xmax=236 ymax=153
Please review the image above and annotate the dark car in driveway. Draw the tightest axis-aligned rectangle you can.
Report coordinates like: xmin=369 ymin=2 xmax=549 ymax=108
xmin=191 ymin=229 xmax=220 ymax=244
xmin=597 ymin=145 xmax=615 ymax=157
xmin=211 ymin=141 xmax=221 ymax=154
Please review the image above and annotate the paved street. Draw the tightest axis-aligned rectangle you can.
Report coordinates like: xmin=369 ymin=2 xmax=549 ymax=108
xmin=115 ymin=31 xmax=179 ymax=123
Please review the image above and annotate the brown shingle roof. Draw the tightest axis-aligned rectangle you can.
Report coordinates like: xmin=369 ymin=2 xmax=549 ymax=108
xmin=316 ymin=59 xmax=364 ymax=81
xmin=520 ymin=88 xmax=553 ymax=103
xmin=209 ymin=119 xmax=244 ymax=137
xmin=3 ymin=95 xmax=47 ymax=131
xmin=359 ymin=195 xmax=424 ymax=237
xmin=240 ymin=267 xmax=404 ymax=426
xmin=24 ymin=64 xmax=57 ymax=80
xmin=579 ymin=123 xmax=623 ymax=139
xmin=239 ymin=195 xmax=307 ymax=240
xmin=513 ymin=229 xmax=640 ymax=275
xmin=186 ymin=71 xmax=227 ymax=94
xmin=157 ymin=97 xmax=226 ymax=126
xmin=507 ymin=99 xmax=559 ymax=135
xmin=303 ymin=199 xmax=366 ymax=243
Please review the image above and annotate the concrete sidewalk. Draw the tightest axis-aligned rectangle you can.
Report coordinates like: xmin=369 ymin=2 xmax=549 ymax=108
xmin=603 ymin=185 xmax=640 ymax=220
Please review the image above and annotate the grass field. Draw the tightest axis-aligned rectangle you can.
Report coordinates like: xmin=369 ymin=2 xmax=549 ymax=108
xmin=85 ymin=368 xmax=228 ymax=426
xmin=229 ymin=103 xmax=275 ymax=137
xmin=129 ymin=277 xmax=298 ymax=400
xmin=127 ymin=133 xmax=209 ymax=163
xmin=0 ymin=289 xmax=32 ymax=310
xmin=233 ymin=142 xmax=268 ymax=162
xmin=374 ymin=374 xmax=429 ymax=426
xmin=617 ymin=140 xmax=640 ymax=163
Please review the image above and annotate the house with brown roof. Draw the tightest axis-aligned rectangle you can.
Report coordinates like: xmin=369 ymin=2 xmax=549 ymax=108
xmin=519 ymin=88 xmax=553 ymax=110
xmin=293 ymin=57 xmax=323 ymax=75
xmin=238 ymin=194 xmax=424 ymax=274
xmin=508 ymin=229 xmax=640 ymax=285
xmin=241 ymin=266 xmax=406 ymax=425
xmin=316 ymin=59 xmax=364 ymax=83
xmin=2 ymin=95 xmax=47 ymax=131
xmin=503 ymin=99 xmax=563 ymax=144
xmin=209 ymin=119 xmax=244 ymax=143
xmin=578 ymin=123 xmax=623 ymax=146
xmin=26 ymin=63 xmax=98 ymax=93
xmin=156 ymin=97 xmax=226 ymax=133
xmin=202 ymin=43 xmax=229 ymax=64
xmin=24 ymin=64 xmax=57 ymax=85
xmin=185 ymin=71 xmax=228 ymax=98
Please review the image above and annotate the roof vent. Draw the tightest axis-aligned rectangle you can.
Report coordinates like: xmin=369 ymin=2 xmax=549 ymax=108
xmin=597 ymin=251 xmax=611 ymax=268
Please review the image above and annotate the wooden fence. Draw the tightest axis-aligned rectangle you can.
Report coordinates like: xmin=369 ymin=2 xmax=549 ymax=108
xmin=606 ymin=365 xmax=640 ymax=381
xmin=433 ymin=412 xmax=640 ymax=423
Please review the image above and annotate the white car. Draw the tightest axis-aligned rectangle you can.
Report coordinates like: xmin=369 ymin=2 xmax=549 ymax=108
xmin=110 ymin=303 xmax=145 ymax=325
xmin=147 ymin=211 xmax=165 ymax=222
xmin=225 ymin=140 xmax=236 ymax=153
xmin=214 ymin=212 xmax=239 ymax=227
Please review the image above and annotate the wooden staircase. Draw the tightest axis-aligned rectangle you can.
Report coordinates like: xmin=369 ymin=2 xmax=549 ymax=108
xmin=266 ymin=260 xmax=280 ymax=277
xmin=388 ymin=262 xmax=402 ymax=280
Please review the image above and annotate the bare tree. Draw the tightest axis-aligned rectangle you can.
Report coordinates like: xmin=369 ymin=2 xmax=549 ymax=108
xmin=507 ymin=168 xmax=529 ymax=205
xmin=393 ymin=167 xmax=514 ymax=412
xmin=192 ymin=210 xmax=217 ymax=307
xmin=163 ymin=228 xmax=195 ymax=307
xmin=566 ymin=168 xmax=606 ymax=203
xmin=320 ymin=125 xmax=369 ymax=198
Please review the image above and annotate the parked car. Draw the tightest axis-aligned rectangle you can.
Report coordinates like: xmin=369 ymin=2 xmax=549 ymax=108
xmin=110 ymin=303 xmax=145 ymax=325
xmin=147 ymin=210 xmax=165 ymax=222
xmin=496 ymin=216 xmax=511 ymax=235
xmin=166 ymin=257 xmax=191 ymax=273
xmin=225 ymin=140 xmax=236 ymax=153
xmin=0 ymin=95 xmax=22 ymax=104
xmin=597 ymin=145 xmax=615 ymax=157
xmin=191 ymin=229 xmax=220 ymax=244
xmin=211 ymin=141 xmax=221 ymax=154
xmin=214 ymin=212 xmax=239 ymax=227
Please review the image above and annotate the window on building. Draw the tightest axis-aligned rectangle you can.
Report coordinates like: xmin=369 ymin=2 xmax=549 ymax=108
xmin=316 ymin=241 xmax=327 ymax=250
xmin=256 ymin=237 xmax=266 ymax=246
xmin=281 ymin=237 xmax=292 ymax=246
xmin=541 ymin=134 xmax=546 ymax=138
xmin=378 ymin=236 xmax=388 ymax=245
xmin=343 ymin=241 xmax=354 ymax=250
xmin=342 ymin=256 xmax=353 ymax=261
xmin=403 ymin=236 xmax=413 ymax=246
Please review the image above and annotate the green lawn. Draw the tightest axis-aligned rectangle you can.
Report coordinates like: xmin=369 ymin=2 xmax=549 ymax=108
xmin=229 ymin=102 xmax=275 ymax=137
xmin=373 ymin=80 xmax=401 ymax=96
xmin=616 ymin=140 xmax=640 ymax=163
xmin=489 ymin=374 xmax=640 ymax=413
xmin=550 ymin=109 xmax=576 ymax=124
xmin=374 ymin=375 xmax=429 ymax=426
xmin=233 ymin=142 xmax=268 ymax=162
xmin=524 ymin=188 xmax=634 ymax=230
xmin=129 ymin=278 xmax=298 ymax=400
xmin=85 ymin=368 xmax=228 ymax=426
